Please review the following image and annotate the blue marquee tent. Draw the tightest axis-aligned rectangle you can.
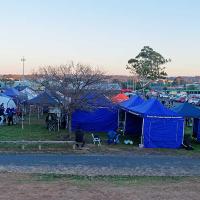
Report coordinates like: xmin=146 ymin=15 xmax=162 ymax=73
xmin=28 ymin=91 xmax=59 ymax=105
xmin=172 ymin=102 xmax=200 ymax=118
xmin=72 ymin=95 xmax=118 ymax=132
xmin=3 ymin=87 xmax=26 ymax=103
xmin=172 ymin=102 xmax=200 ymax=141
xmin=125 ymin=98 xmax=184 ymax=149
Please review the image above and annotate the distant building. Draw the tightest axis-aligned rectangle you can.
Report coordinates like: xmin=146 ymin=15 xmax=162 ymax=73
xmin=172 ymin=77 xmax=186 ymax=86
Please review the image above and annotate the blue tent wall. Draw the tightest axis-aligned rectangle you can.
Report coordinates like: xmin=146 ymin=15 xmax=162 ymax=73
xmin=72 ymin=108 xmax=118 ymax=132
xmin=125 ymin=112 xmax=143 ymax=136
xmin=143 ymin=117 xmax=184 ymax=148
xmin=193 ymin=118 xmax=200 ymax=141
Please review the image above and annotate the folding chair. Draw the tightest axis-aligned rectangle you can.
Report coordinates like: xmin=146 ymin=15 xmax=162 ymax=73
xmin=114 ymin=134 xmax=120 ymax=144
xmin=48 ymin=120 xmax=57 ymax=132
xmin=91 ymin=133 xmax=101 ymax=146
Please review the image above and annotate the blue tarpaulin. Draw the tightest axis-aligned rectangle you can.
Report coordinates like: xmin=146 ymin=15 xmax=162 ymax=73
xmin=125 ymin=98 xmax=184 ymax=149
xmin=72 ymin=95 xmax=118 ymax=132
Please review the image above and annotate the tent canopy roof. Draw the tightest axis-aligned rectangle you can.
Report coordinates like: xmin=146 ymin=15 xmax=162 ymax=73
xmin=28 ymin=91 xmax=59 ymax=105
xmin=129 ymin=98 xmax=179 ymax=117
xmin=15 ymin=85 xmax=28 ymax=91
xmin=172 ymin=102 xmax=200 ymax=118
xmin=120 ymin=95 xmax=144 ymax=109
xmin=112 ymin=93 xmax=128 ymax=103
xmin=78 ymin=93 xmax=114 ymax=108
xmin=4 ymin=88 xmax=20 ymax=97
xmin=0 ymin=95 xmax=16 ymax=109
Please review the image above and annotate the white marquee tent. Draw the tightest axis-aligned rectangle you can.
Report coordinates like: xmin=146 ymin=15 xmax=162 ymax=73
xmin=0 ymin=95 xmax=16 ymax=111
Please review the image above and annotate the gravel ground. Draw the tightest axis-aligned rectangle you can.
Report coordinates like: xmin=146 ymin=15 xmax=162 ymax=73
xmin=0 ymin=153 xmax=200 ymax=176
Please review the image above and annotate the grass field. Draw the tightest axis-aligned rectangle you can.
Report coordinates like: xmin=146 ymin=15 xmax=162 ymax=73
xmin=0 ymin=115 xmax=67 ymax=141
xmin=33 ymin=173 xmax=193 ymax=185
xmin=0 ymin=114 xmax=200 ymax=154
xmin=0 ymin=115 xmax=71 ymax=151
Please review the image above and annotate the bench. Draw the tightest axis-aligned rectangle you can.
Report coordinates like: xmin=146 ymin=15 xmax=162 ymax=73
xmin=0 ymin=140 xmax=75 ymax=150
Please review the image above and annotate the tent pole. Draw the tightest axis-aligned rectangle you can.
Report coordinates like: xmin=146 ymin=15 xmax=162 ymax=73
xmin=37 ymin=106 xmax=39 ymax=120
xmin=124 ymin=111 xmax=127 ymax=134
xmin=41 ymin=107 xmax=44 ymax=116
xmin=21 ymin=104 xmax=24 ymax=130
xmin=29 ymin=105 xmax=31 ymax=125
xmin=140 ymin=118 xmax=144 ymax=147
xmin=58 ymin=117 xmax=59 ymax=132
xmin=182 ymin=119 xmax=185 ymax=145
xmin=118 ymin=109 xmax=119 ymax=129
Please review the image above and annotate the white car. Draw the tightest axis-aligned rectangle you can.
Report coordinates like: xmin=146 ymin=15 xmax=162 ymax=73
xmin=188 ymin=98 xmax=200 ymax=106
xmin=159 ymin=94 xmax=169 ymax=98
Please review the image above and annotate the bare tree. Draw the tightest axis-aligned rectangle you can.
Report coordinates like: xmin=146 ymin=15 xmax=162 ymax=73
xmin=32 ymin=63 xmax=110 ymax=134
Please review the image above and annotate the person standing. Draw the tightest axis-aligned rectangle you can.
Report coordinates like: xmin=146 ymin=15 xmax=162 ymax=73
xmin=74 ymin=125 xmax=85 ymax=148
xmin=0 ymin=103 xmax=4 ymax=116
xmin=7 ymin=108 xmax=14 ymax=126
xmin=0 ymin=103 xmax=4 ymax=125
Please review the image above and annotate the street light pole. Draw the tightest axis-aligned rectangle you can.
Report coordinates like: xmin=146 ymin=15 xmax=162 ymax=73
xmin=21 ymin=57 xmax=26 ymax=85
xmin=20 ymin=57 xmax=26 ymax=130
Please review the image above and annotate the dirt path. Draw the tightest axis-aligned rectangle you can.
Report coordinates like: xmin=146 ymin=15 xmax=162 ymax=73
xmin=0 ymin=173 xmax=199 ymax=200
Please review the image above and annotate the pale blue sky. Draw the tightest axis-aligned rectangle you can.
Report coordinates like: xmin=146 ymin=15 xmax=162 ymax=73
xmin=0 ymin=0 xmax=200 ymax=76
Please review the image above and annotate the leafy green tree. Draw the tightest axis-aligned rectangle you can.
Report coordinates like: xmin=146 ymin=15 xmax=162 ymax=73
xmin=126 ymin=46 xmax=170 ymax=89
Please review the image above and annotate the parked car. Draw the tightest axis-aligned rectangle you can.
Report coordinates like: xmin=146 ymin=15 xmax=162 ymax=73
xmin=175 ymin=96 xmax=186 ymax=103
xmin=189 ymin=98 xmax=200 ymax=106
xmin=159 ymin=93 xmax=169 ymax=98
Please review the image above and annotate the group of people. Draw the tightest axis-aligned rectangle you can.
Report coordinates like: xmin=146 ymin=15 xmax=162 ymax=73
xmin=0 ymin=103 xmax=20 ymax=126
xmin=161 ymin=98 xmax=174 ymax=108
xmin=145 ymin=94 xmax=174 ymax=108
